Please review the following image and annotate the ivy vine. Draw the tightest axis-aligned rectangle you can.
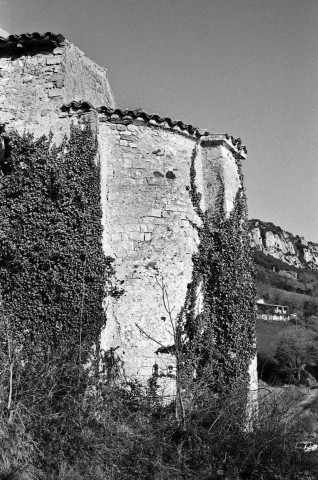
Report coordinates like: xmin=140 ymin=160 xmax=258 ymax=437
xmin=0 ymin=120 xmax=119 ymax=359
xmin=182 ymin=146 xmax=256 ymax=392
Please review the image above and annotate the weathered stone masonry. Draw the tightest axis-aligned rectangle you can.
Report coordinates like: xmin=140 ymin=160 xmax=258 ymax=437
xmin=0 ymin=31 xmax=257 ymax=393
xmin=0 ymin=32 xmax=115 ymax=141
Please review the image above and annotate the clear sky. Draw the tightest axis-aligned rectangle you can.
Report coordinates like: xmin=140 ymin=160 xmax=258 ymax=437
xmin=1 ymin=0 xmax=317 ymax=241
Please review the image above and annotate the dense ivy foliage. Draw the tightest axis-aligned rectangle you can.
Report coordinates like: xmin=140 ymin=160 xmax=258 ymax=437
xmin=0 ymin=122 xmax=108 ymax=357
xmin=183 ymin=148 xmax=256 ymax=392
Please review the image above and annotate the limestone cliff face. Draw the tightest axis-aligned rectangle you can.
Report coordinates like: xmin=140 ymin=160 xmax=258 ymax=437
xmin=0 ymin=28 xmax=9 ymax=38
xmin=249 ymin=219 xmax=318 ymax=270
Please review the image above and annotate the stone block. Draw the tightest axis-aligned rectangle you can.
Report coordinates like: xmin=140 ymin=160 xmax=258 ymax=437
xmin=129 ymin=169 xmax=144 ymax=178
xmin=133 ymin=159 xmax=147 ymax=169
xmin=177 ymin=206 xmax=188 ymax=212
xmin=53 ymin=47 xmax=65 ymax=55
xmin=46 ymin=56 xmax=64 ymax=65
xmin=55 ymin=79 xmax=65 ymax=88
xmin=124 ymin=224 xmax=140 ymax=232
xmin=118 ymin=241 xmax=134 ymax=252
xmin=150 ymin=209 xmax=162 ymax=218
xmin=48 ymin=89 xmax=63 ymax=98
xmin=123 ymin=158 xmax=133 ymax=168
xmin=129 ymin=232 xmax=145 ymax=242
xmin=22 ymin=75 xmax=33 ymax=83
xmin=127 ymin=124 xmax=138 ymax=132
xmin=165 ymin=204 xmax=178 ymax=212
xmin=146 ymin=177 xmax=161 ymax=186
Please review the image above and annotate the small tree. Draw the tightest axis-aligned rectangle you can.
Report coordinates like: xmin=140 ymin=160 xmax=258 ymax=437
xmin=304 ymin=300 xmax=318 ymax=320
xmin=274 ymin=326 xmax=318 ymax=382
xmin=306 ymin=315 xmax=318 ymax=334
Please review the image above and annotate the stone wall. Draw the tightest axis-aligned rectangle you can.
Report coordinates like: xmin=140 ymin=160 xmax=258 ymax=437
xmin=87 ymin=107 xmax=249 ymax=388
xmin=200 ymin=137 xmax=242 ymax=220
xmin=0 ymin=35 xmax=115 ymax=142
xmin=98 ymin=118 xmax=200 ymax=389
xmin=63 ymin=42 xmax=115 ymax=109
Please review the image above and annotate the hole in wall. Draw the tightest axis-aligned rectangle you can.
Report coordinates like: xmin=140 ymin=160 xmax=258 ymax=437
xmin=153 ymin=171 xmax=164 ymax=177
xmin=166 ymin=170 xmax=176 ymax=179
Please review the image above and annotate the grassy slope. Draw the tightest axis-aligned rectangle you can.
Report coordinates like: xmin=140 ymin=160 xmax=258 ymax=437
xmin=256 ymin=318 xmax=292 ymax=357
xmin=253 ymin=249 xmax=318 ymax=319
xmin=253 ymin=251 xmax=318 ymax=382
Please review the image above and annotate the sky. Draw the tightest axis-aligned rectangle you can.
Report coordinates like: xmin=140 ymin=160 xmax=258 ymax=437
xmin=1 ymin=0 xmax=317 ymax=241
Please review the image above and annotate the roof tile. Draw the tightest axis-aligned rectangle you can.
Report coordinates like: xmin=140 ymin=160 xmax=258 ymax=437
xmin=0 ymin=32 xmax=65 ymax=51
xmin=62 ymin=101 xmax=247 ymax=155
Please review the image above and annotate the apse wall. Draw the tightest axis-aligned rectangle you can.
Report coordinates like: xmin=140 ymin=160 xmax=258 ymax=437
xmin=87 ymin=106 xmax=248 ymax=386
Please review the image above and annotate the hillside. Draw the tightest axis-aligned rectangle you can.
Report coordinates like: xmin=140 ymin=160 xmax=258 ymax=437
xmin=249 ymin=219 xmax=318 ymax=319
xmin=249 ymin=220 xmax=318 ymax=388
xmin=249 ymin=219 xmax=318 ymax=270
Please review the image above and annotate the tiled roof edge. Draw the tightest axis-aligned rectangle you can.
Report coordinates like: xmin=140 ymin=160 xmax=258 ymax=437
xmin=62 ymin=101 xmax=95 ymax=112
xmin=0 ymin=32 xmax=65 ymax=49
xmin=61 ymin=101 xmax=247 ymax=155
xmin=62 ymin=102 xmax=209 ymax=137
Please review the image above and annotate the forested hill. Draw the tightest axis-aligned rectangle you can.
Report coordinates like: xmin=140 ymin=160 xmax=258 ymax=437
xmin=248 ymin=219 xmax=318 ymax=319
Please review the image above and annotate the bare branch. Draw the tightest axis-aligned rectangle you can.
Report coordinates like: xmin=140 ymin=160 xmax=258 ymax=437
xmin=135 ymin=323 xmax=167 ymax=349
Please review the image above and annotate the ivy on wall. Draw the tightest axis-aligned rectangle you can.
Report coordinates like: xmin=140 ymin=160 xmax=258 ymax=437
xmin=0 ymin=120 xmax=110 ymax=358
xmin=183 ymin=147 xmax=256 ymax=392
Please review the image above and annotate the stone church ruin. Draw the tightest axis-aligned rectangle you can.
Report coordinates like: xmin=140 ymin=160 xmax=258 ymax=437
xmin=0 ymin=30 xmax=257 ymax=395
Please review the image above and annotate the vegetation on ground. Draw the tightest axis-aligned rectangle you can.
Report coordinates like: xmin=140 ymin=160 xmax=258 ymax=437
xmin=274 ymin=326 xmax=318 ymax=382
xmin=0 ymin=128 xmax=315 ymax=479
xmin=0 ymin=321 xmax=315 ymax=480
xmin=252 ymin=250 xmax=318 ymax=319
xmin=252 ymin=234 xmax=318 ymax=389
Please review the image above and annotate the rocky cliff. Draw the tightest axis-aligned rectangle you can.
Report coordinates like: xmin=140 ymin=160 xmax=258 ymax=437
xmin=249 ymin=219 xmax=318 ymax=271
xmin=0 ymin=28 xmax=9 ymax=38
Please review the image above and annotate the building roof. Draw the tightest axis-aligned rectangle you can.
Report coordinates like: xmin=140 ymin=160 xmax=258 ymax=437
xmin=62 ymin=101 xmax=247 ymax=155
xmin=0 ymin=32 xmax=65 ymax=52
xmin=256 ymin=301 xmax=288 ymax=308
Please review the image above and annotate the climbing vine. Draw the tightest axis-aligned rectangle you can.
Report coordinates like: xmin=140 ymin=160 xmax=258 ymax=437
xmin=0 ymin=120 xmax=117 ymax=359
xmin=183 ymin=146 xmax=256 ymax=393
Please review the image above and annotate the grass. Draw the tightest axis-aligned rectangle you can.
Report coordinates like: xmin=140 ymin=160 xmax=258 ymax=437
xmin=256 ymin=318 xmax=293 ymax=357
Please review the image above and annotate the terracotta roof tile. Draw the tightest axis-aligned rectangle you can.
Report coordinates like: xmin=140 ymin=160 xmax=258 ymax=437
xmin=62 ymin=101 xmax=247 ymax=155
xmin=0 ymin=32 xmax=65 ymax=51
xmin=62 ymin=102 xmax=209 ymax=138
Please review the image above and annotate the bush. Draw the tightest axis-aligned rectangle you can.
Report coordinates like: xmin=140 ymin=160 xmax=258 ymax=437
xmin=257 ymin=352 xmax=282 ymax=385
xmin=304 ymin=300 xmax=318 ymax=319
xmin=0 ymin=341 xmax=312 ymax=480
xmin=274 ymin=326 xmax=318 ymax=383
